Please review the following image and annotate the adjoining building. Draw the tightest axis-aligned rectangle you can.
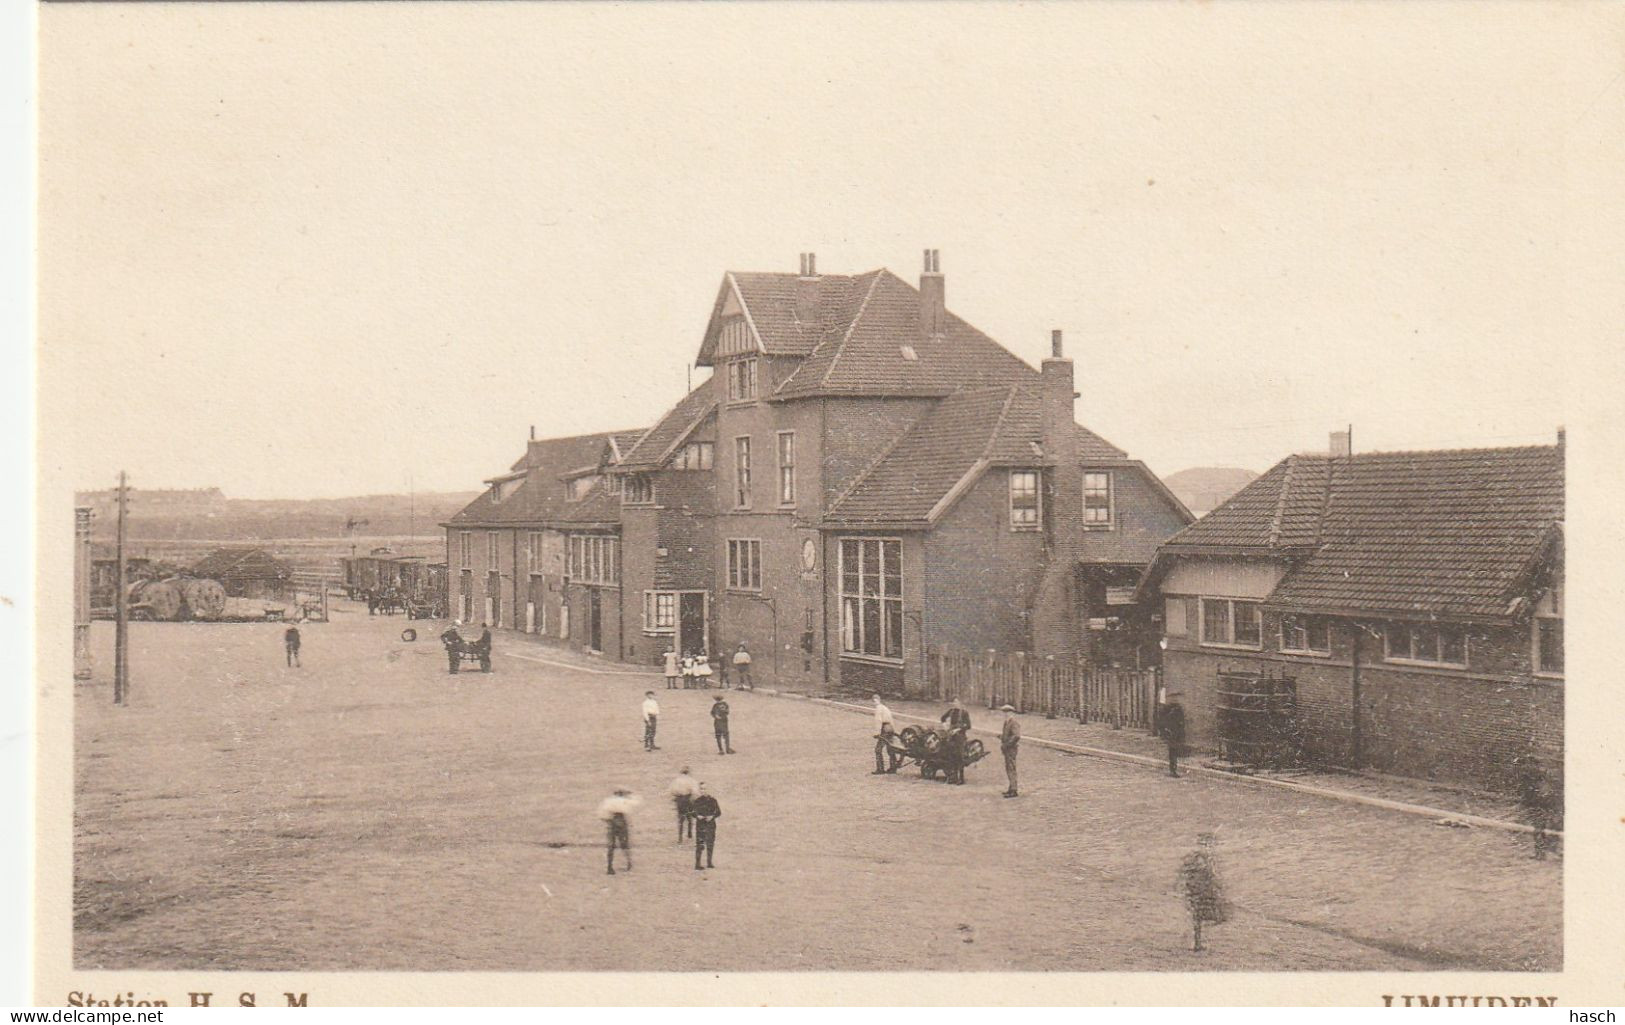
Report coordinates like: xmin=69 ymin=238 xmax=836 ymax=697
xmin=448 ymin=251 xmax=1193 ymax=693
xmin=1139 ymin=435 xmax=1564 ymax=794
xmin=189 ymin=547 xmax=294 ymax=601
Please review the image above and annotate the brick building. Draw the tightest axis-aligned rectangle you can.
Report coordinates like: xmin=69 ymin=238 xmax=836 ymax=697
xmin=1140 ymin=438 xmax=1564 ymax=794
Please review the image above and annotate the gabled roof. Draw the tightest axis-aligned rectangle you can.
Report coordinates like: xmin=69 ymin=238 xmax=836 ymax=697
xmin=774 ymin=270 xmax=1035 ymax=399
xmin=190 ymin=547 xmax=291 ymax=580
xmin=1154 ymin=444 xmax=1565 ymax=621
xmin=822 ymin=384 xmax=1130 ymax=528
xmin=450 ymin=429 xmax=639 ymax=529
xmin=615 ymin=385 xmax=717 ymax=471
xmin=696 ymin=272 xmax=871 ymax=364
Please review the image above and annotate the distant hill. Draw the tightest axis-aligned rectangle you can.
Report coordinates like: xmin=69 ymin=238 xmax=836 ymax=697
xmin=76 ymin=489 xmax=481 ymax=541
xmin=1164 ymin=467 xmax=1259 ymax=517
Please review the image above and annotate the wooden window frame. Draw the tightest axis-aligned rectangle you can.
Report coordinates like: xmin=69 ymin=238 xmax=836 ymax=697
xmin=1279 ymin=613 xmax=1332 ymax=656
xmin=1083 ymin=471 xmax=1115 ymax=529
xmin=1008 ymin=469 xmax=1042 ymax=531
xmin=838 ymin=537 xmax=905 ymax=663
xmin=727 ymin=538 xmax=763 ymax=592
xmin=1383 ymin=622 xmax=1469 ymax=669
xmin=734 ymin=436 xmax=752 ymax=509
xmin=1198 ymin=597 xmax=1263 ymax=650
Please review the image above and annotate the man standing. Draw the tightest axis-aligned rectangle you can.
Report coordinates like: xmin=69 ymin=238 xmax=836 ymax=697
xmin=872 ymin=694 xmax=900 ymax=774
xmin=596 ymin=788 xmax=639 ymax=875
xmin=711 ymin=694 xmax=735 ymax=755
xmin=668 ymin=766 xmax=697 ymax=843
xmin=940 ymin=698 xmax=972 ymax=785
xmin=690 ymin=783 xmax=722 ymax=870
xmin=731 ymin=643 xmax=754 ymax=691
xmin=475 ymin=622 xmax=493 ymax=673
xmin=440 ymin=620 xmax=463 ymax=675
xmin=1000 ymin=704 xmax=1021 ymax=798
xmin=1177 ymin=832 xmax=1228 ymax=951
xmin=940 ymin=698 xmax=971 ymax=732
xmin=1161 ymin=690 xmax=1187 ymax=778
xmin=642 ymin=691 xmax=661 ymax=751
xmin=664 ymin=647 xmax=681 ymax=690
xmin=284 ymin=624 xmax=302 ymax=667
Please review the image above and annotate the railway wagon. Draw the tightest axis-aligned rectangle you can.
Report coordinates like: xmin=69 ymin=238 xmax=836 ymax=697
xmin=340 ymin=549 xmax=446 ymax=616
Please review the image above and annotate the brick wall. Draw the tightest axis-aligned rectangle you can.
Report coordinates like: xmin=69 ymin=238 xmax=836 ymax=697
xmin=924 ymin=468 xmax=1044 ymax=653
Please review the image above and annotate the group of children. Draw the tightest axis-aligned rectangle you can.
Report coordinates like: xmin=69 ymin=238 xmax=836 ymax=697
xmin=596 ymin=769 xmax=726 ymax=875
xmin=661 ymin=643 xmax=754 ymax=690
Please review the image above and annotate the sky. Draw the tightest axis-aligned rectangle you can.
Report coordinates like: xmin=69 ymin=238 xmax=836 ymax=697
xmin=36 ymin=3 xmax=1621 ymax=499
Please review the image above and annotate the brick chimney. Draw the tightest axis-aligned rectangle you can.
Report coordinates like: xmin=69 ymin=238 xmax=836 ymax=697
xmin=919 ymin=248 xmax=945 ymax=337
xmin=1041 ymin=329 xmax=1079 ymax=469
xmin=796 ymin=252 xmax=820 ymax=325
xmin=1328 ymin=430 xmax=1351 ymax=458
xmin=1030 ymin=328 xmax=1085 ymax=660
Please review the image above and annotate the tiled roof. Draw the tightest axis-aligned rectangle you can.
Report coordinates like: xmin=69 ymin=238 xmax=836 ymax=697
xmin=724 ymin=272 xmax=867 ymax=358
xmin=823 ymin=384 xmax=1128 ymax=526
xmin=190 ymin=547 xmax=290 ymax=580
xmin=451 ymin=430 xmax=636 ymax=528
xmin=616 ymin=386 xmax=717 ymax=471
xmin=775 ymin=270 xmax=1035 ymax=399
xmin=1159 ymin=445 xmax=1564 ymax=620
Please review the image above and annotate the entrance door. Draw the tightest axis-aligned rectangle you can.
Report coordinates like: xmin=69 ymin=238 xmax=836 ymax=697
xmin=678 ymin=592 xmax=706 ymax=657
xmin=588 ymin=588 xmax=603 ymax=652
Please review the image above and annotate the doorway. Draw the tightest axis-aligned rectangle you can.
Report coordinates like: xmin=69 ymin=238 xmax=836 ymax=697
xmin=588 ymin=588 xmax=603 ymax=652
xmin=678 ymin=592 xmax=707 ymax=658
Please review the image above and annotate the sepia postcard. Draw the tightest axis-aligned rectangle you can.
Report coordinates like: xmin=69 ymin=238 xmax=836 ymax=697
xmin=29 ymin=0 xmax=1625 ymax=1007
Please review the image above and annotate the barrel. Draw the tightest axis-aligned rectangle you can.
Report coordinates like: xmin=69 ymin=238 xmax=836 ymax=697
xmin=128 ymin=579 xmax=183 ymax=621
xmin=177 ymin=577 xmax=227 ymax=620
xmin=1215 ymin=670 xmax=1300 ymax=767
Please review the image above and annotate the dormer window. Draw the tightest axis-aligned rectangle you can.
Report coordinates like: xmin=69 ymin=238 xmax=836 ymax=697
xmin=728 ymin=357 xmax=759 ymax=402
xmin=566 ymin=475 xmax=598 ymax=502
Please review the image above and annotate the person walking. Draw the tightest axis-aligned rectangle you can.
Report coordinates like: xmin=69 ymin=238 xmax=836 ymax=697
xmin=690 ymin=783 xmax=722 ymax=870
xmin=711 ymin=694 xmax=735 ymax=755
xmin=668 ymin=767 xmax=697 ymax=843
xmin=664 ymin=647 xmax=681 ymax=690
xmin=642 ymin=691 xmax=661 ymax=751
xmin=597 ymin=788 xmax=639 ymax=875
xmin=1160 ymin=690 xmax=1187 ymax=777
xmin=440 ymin=621 xmax=464 ymax=675
xmin=872 ymin=694 xmax=901 ymax=774
xmin=1177 ymin=832 xmax=1229 ymax=951
xmin=284 ymin=624 xmax=302 ymax=667
xmin=1000 ymin=704 xmax=1021 ymax=797
xmin=731 ymin=643 xmax=754 ymax=691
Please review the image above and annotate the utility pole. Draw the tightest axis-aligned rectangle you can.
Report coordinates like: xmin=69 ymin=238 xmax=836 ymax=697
xmin=113 ymin=471 xmax=130 ymax=705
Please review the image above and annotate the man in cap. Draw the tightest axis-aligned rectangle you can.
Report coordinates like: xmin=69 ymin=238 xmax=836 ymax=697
xmin=641 ymin=691 xmax=661 ymax=751
xmin=1000 ymin=705 xmax=1021 ymax=797
xmin=872 ymin=694 xmax=901 ymax=774
xmin=440 ymin=620 xmax=464 ymax=675
xmin=597 ymin=787 xmax=639 ymax=875
xmin=668 ymin=766 xmax=698 ymax=843
xmin=1160 ymin=690 xmax=1187 ymax=777
xmin=711 ymin=693 xmax=735 ymax=755
xmin=690 ymin=782 xmax=722 ymax=870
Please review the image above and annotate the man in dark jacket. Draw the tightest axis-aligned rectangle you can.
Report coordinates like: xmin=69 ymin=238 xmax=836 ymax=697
xmin=475 ymin=623 xmax=493 ymax=673
xmin=284 ymin=624 xmax=301 ymax=667
xmin=940 ymin=699 xmax=972 ymax=784
xmin=440 ymin=621 xmax=464 ymax=675
xmin=711 ymin=695 xmax=734 ymax=755
xmin=690 ymin=783 xmax=721 ymax=870
xmin=1161 ymin=690 xmax=1187 ymax=777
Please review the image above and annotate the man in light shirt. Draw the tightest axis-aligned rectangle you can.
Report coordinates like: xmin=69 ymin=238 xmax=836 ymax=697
xmin=597 ymin=787 xmax=640 ymax=875
xmin=668 ymin=767 xmax=698 ymax=843
xmin=731 ymin=643 xmax=754 ymax=690
xmin=642 ymin=691 xmax=660 ymax=751
xmin=872 ymin=693 xmax=901 ymax=774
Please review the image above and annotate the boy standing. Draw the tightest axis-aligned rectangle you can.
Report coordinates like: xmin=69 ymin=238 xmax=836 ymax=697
xmin=690 ymin=783 xmax=722 ymax=870
xmin=731 ymin=643 xmax=753 ymax=690
xmin=711 ymin=694 xmax=734 ymax=755
xmin=641 ymin=691 xmax=660 ymax=751
xmin=283 ymin=624 xmax=301 ymax=667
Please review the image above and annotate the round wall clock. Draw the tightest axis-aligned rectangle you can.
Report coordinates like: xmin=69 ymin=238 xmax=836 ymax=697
xmin=800 ymin=538 xmax=817 ymax=572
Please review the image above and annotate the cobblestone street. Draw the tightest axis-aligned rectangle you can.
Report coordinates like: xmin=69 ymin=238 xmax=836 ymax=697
xmin=73 ymin=607 xmax=1560 ymax=972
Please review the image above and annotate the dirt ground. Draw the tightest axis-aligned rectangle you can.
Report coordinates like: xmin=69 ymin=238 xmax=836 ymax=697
xmin=72 ymin=605 xmax=1561 ymax=972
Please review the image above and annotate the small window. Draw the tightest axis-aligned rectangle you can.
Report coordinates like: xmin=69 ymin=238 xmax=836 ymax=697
xmin=622 ymin=474 xmax=654 ymax=505
xmin=777 ymin=431 xmax=797 ymax=505
xmin=728 ymin=357 xmax=759 ymax=402
xmin=1199 ymin=597 xmax=1262 ymax=649
xmin=1384 ymin=622 xmax=1468 ymax=668
xmin=1009 ymin=470 xmax=1041 ymax=530
xmin=727 ymin=539 xmax=762 ymax=591
xmin=1084 ymin=472 xmax=1114 ymax=527
xmin=643 ymin=591 xmax=677 ymax=633
xmin=672 ymin=441 xmax=714 ymax=471
xmin=734 ymin=436 xmax=752 ymax=508
xmin=1280 ymin=614 xmax=1331 ymax=655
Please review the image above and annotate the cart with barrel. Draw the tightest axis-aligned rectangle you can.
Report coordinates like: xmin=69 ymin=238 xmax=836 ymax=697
xmin=880 ymin=724 xmax=989 ymax=781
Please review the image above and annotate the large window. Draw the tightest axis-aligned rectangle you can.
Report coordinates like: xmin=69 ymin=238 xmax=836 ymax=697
xmin=1084 ymin=472 xmax=1114 ymax=526
xmin=728 ymin=357 xmax=759 ymax=402
xmin=840 ymin=538 xmax=904 ymax=661
xmin=1009 ymin=470 xmax=1041 ymax=530
xmin=459 ymin=531 xmax=472 ymax=566
xmin=527 ymin=531 xmax=543 ymax=573
xmin=622 ymin=473 xmax=654 ymax=505
xmin=727 ymin=539 xmax=762 ymax=591
xmin=1384 ymin=622 xmax=1467 ymax=667
xmin=1200 ymin=597 xmax=1262 ymax=648
xmin=567 ymin=534 xmax=620 ymax=586
xmin=734 ymin=436 xmax=752 ymax=508
xmin=1280 ymin=613 xmax=1331 ymax=655
xmin=642 ymin=590 xmax=677 ymax=634
xmin=671 ymin=441 xmax=714 ymax=470
xmin=777 ymin=431 xmax=797 ymax=505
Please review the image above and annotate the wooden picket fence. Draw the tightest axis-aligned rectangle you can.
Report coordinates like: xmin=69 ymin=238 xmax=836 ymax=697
xmin=922 ymin=649 xmax=1160 ymax=730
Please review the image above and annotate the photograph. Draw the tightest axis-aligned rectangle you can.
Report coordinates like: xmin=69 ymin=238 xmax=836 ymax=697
xmin=29 ymin=0 xmax=1624 ymax=1007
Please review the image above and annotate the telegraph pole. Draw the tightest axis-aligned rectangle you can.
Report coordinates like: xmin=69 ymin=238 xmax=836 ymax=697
xmin=113 ymin=472 xmax=130 ymax=705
